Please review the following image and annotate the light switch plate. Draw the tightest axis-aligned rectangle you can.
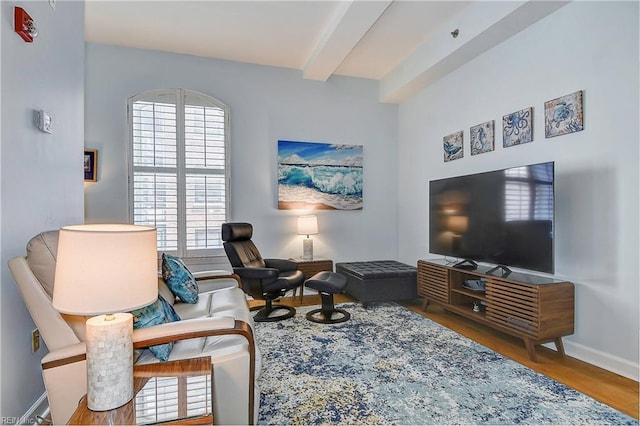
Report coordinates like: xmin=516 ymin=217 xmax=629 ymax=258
xmin=36 ymin=110 xmax=53 ymax=134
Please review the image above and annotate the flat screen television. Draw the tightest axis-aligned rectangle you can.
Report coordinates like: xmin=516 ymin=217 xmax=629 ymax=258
xmin=429 ymin=161 xmax=554 ymax=274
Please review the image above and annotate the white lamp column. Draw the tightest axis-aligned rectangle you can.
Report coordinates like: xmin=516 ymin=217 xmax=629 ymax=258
xmin=297 ymin=215 xmax=319 ymax=260
xmin=52 ymin=224 xmax=158 ymax=411
xmin=85 ymin=313 xmax=134 ymax=410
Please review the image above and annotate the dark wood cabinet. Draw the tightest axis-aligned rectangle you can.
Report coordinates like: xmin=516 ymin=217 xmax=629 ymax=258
xmin=291 ymin=258 xmax=334 ymax=279
xmin=418 ymin=259 xmax=574 ymax=362
xmin=289 ymin=258 xmax=333 ymax=301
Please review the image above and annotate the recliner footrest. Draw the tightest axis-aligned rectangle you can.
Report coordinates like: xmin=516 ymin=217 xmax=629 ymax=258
xmin=305 ymin=271 xmax=347 ymax=294
xmin=305 ymin=271 xmax=349 ymax=324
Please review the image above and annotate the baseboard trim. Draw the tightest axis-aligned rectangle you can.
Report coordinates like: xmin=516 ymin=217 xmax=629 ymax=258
xmin=564 ymin=340 xmax=639 ymax=381
xmin=19 ymin=392 xmax=49 ymax=425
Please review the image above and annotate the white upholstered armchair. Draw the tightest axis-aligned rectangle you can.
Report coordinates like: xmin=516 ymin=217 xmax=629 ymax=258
xmin=8 ymin=231 xmax=261 ymax=425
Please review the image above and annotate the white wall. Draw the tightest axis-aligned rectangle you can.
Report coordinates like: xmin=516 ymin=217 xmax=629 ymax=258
xmin=84 ymin=44 xmax=399 ymax=267
xmin=1 ymin=0 xmax=85 ymax=418
xmin=398 ymin=1 xmax=639 ymax=379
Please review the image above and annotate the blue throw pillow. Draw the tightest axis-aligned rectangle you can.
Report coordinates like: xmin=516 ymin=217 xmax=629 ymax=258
xmin=161 ymin=253 xmax=199 ymax=304
xmin=131 ymin=295 xmax=181 ymax=361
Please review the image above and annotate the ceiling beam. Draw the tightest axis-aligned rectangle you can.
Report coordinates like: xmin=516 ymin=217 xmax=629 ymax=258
xmin=303 ymin=0 xmax=393 ymax=82
xmin=379 ymin=1 xmax=570 ymax=103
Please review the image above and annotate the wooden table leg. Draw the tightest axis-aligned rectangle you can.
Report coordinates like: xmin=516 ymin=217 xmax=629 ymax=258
xmin=292 ymin=285 xmax=304 ymax=302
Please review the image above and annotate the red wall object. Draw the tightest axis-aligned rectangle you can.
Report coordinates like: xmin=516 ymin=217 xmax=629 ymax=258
xmin=15 ymin=7 xmax=35 ymax=43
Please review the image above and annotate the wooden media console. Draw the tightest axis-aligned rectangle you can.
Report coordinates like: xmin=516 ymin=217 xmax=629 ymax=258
xmin=417 ymin=259 xmax=574 ymax=362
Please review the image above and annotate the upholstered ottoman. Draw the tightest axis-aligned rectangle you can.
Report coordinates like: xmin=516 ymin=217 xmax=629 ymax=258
xmin=335 ymin=260 xmax=418 ymax=306
xmin=305 ymin=271 xmax=350 ymax=324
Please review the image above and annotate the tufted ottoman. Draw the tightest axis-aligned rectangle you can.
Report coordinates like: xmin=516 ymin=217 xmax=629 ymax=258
xmin=335 ymin=260 xmax=418 ymax=306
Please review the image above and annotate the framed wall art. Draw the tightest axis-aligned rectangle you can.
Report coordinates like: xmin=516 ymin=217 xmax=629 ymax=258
xmin=470 ymin=120 xmax=495 ymax=155
xmin=503 ymin=107 xmax=533 ymax=147
xmin=544 ymin=90 xmax=584 ymax=138
xmin=443 ymin=131 xmax=463 ymax=162
xmin=277 ymin=140 xmax=363 ymax=210
xmin=84 ymin=149 xmax=97 ymax=182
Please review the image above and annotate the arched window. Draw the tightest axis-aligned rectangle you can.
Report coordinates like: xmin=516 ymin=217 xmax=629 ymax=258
xmin=128 ymin=89 xmax=229 ymax=258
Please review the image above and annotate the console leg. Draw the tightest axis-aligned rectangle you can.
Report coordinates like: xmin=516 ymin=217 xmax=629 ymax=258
xmin=554 ymin=337 xmax=566 ymax=357
xmin=421 ymin=298 xmax=430 ymax=311
xmin=524 ymin=338 xmax=538 ymax=362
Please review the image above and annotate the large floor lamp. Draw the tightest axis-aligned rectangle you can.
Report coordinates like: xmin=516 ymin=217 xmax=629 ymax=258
xmin=52 ymin=224 xmax=158 ymax=411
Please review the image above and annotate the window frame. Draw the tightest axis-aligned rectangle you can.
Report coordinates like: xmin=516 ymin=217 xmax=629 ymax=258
xmin=127 ymin=88 xmax=231 ymax=259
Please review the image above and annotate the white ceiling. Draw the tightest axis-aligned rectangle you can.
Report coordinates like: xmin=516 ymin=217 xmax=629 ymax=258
xmin=84 ymin=1 xmax=471 ymax=81
xmin=84 ymin=1 xmax=569 ymax=102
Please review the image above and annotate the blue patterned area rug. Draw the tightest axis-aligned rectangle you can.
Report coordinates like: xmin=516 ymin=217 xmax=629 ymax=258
xmin=255 ymin=302 xmax=636 ymax=425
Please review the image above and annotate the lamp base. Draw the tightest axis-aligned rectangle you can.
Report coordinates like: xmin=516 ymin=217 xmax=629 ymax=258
xmin=85 ymin=313 xmax=134 ymax=411
xmin=302 ymin=238 xmax=314 ymax=260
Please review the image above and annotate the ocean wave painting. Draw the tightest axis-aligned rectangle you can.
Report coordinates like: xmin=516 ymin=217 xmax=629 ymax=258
xmin=278 ymin=140 xmax=363 ymax=210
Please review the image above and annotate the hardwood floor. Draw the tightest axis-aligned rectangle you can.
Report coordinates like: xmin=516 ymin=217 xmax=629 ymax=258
xmin=262 ymin=294 xmax=639 ymax=419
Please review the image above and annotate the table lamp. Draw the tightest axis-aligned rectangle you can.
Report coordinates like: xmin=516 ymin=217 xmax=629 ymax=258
xmin=52 ymin=224 xmax=158 ymax=411
xmin=448 ymin=215 xmax=468 ymax=252
xmin=297 ymin=215 xmax=318 ymax=260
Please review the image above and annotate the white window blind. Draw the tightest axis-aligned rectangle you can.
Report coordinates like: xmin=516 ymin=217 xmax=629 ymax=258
xmin=128 ymin=89 xmax=229 ymax=258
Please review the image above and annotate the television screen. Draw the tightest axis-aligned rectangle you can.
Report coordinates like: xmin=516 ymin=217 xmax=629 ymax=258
xmin=429 ymin=162 xmax=554 ymax=274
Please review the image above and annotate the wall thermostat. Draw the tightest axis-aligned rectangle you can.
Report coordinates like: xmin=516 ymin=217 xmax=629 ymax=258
xmin=36 ymin=110 xmax=53 ymax=134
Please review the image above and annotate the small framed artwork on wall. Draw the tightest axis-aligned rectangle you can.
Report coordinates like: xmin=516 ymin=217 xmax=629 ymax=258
xmin=503 ymin=107 xmax=533 ymax=147
xmin=443 ymin=131 xmax=463 ymax=162
xmin=470 ymin=120 xmax=495 ymax=155
xmin=84 ymin=149 xmax=97 ymax=182
xmin=544 ymin=90 xmax=584 ymax=138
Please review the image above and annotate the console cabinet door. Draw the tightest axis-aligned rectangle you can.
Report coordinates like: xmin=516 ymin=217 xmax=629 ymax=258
xmin=485 ymin=279 xmax=540 ymax=338
xmin=417 ymin=261 xmax=449 ymax=304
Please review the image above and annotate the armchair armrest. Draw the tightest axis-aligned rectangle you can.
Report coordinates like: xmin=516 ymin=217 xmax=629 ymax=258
xmin=233 ymin=266 xmax=280 ymax=280
xmin=41 ymin=317 xmax=254 ymax=369
xmin=264 ymin=258 xmax=298 ymax=272
xmin=193 ymin=271 xmax=242 ymax=293
xmin=42 ymin=342 xmax=87 ymax=370
xmin=192 ymin=270 xmax=238 ymax=281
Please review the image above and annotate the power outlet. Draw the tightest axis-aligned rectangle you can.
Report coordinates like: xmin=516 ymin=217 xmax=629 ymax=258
xmin=31 ymin=329 xmax=40 ymax=353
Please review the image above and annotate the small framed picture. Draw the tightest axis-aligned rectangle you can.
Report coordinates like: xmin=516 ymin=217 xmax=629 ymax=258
xmin=470 ymin=120 xmax=495 ymax=155
xmin=544 ymin=90 xmax=584 ymax=138
xmin=503 ymin=107 xmax=533 ymax=147
xmin=443 ymin=131 xmax=463 ymax=162
xmin=84 ymin=149 xmax=97 ymax=182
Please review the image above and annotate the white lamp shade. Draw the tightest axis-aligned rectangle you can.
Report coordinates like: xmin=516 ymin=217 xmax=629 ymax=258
xmin=52 ymin=224 xmax=158 ymax=315
xmin=297 ymin=215 xmax=318 ymax=236
xmin=447 ymin=215 xmax=468 ymax=233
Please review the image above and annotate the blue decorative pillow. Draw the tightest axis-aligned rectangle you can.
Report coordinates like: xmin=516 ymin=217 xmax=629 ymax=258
xmin=161 ymin=253 xmax=199 ymax=304
xmin=131 ymin=295 xmax=181 ymax=361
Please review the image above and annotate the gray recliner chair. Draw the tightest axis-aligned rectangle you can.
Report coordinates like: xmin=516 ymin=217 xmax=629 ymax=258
xmin=222 ymin=222 xmax=304 ymax=322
